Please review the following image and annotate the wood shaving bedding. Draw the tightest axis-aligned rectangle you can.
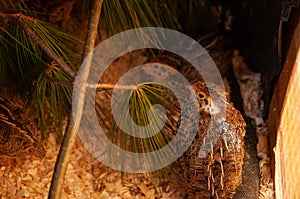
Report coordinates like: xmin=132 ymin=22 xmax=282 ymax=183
xmin=0 ymin=135 xmax=186 ymax=198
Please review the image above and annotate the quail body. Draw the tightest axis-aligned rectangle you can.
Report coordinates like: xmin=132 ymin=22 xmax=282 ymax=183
xmin=0 ymin=96 xmax=45 ymax=158
xmin=179 ymin=81 xmax=246 ymax=199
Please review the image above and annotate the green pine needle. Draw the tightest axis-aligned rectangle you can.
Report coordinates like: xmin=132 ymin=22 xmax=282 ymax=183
xmin=102 ymin=0 xmax=181 ymax=36
xmin=100 ymin=83 xmax=180 ymax=179
xmin=32 ymin=64 xmax=73 ymax=141
xmin=0 ymin=5 xmax=82 ymax=140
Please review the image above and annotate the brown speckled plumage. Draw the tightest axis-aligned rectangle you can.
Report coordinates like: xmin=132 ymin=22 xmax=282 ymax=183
xmin=0 ymin=97 xmax=45 ymax=158
xmin=179 ymin=81 xmax=246 ymax=199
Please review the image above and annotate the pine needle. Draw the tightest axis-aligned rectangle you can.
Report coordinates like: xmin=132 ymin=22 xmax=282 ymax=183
xmin=104 ymin=83 xmax=179 ymax=179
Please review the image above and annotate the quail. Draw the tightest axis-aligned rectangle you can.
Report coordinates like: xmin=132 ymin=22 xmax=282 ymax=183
xmin=0 ymin=96 xmax=45 ymax=158
xmin=178 ymin=81 xmax=246 ymax=199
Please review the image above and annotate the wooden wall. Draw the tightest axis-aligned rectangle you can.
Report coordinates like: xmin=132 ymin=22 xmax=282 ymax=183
xmin=268 ymin=6 xmax=300 ymax=199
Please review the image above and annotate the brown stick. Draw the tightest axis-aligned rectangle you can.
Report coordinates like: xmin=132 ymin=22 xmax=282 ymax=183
xmin=48 ymin=0 xmax=104 ymax=198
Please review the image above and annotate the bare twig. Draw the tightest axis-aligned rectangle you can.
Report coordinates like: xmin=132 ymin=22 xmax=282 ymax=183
xmin=48 ymin=0 xmax=103 ymax=198
xmin=43 ymin=72 xmax=73 ymax=86
xmin=43 ymin=67 xmax=137 ymax=89
xmin=90 ymin=83 xmax=137 ymax=90
xmin=43 ymin=73 xmax=137 ymax=90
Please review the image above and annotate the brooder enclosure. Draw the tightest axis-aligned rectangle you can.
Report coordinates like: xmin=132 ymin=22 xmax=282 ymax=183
xmin=1 ymin=0 xmax=299 ymax=198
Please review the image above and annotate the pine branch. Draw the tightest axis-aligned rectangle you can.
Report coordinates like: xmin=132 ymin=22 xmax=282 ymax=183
xmin=17 ymin=18 xmax=76 ymax=79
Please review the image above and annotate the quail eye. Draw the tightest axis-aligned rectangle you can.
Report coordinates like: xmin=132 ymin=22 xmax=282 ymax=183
xmin=198 ymin=93 xmax=205 ymax=99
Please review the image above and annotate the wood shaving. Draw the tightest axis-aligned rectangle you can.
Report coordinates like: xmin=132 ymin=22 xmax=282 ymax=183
xmin=0 ymin=134 xmax=187 ymax=198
